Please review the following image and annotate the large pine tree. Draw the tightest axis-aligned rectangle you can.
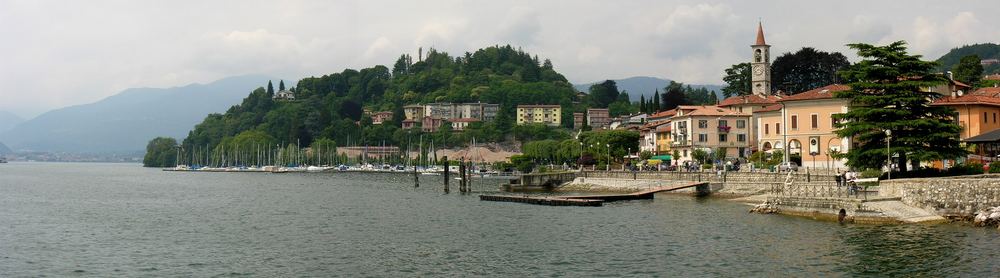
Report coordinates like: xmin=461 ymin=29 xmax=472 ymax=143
xmin=833 ymin=41 xmax=966 ymax=173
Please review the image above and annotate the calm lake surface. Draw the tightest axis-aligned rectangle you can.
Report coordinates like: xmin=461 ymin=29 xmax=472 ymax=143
xmin=1 ymin=162 xmax=997 ymax=277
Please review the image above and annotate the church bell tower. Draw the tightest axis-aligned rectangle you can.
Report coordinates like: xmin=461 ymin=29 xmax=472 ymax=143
xmin=751 ymin=22 xmax=771 ymax=95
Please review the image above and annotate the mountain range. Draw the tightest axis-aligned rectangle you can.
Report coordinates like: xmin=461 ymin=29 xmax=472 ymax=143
xmin=0 ymin=111 xmax=24 ymax=133
xmin=573 ymin=76 xmax=724 ymax=102
xmin=0 ymin=75 xmax=277 ymax=153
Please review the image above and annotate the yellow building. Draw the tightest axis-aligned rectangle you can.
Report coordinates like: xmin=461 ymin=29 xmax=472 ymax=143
xmin=756 ymin=84 xmax=852 ymax=169
xmin=516 ymin=105 xmax=562 ymax=126
xmin=655 ymin=123 xmax=672 ymax=155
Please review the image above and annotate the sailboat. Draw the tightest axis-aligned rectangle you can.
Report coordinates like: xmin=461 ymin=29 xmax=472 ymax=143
xmin=421 ymin=139 xmax=442 ymax=175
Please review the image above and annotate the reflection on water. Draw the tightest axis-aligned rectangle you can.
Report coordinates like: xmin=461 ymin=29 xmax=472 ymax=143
xmin=0 ymin=162 xmax=997 ymax=276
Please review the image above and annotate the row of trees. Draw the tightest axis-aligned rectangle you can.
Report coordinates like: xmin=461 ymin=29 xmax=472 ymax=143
xmin=634 ymin=81 xmax=718 ymax=115
xmin=518 ymin=130 xmax=640 ymax=168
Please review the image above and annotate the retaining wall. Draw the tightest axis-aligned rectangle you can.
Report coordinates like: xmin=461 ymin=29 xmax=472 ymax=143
xmin=880 ymin=177 xmax=1000 ymax=216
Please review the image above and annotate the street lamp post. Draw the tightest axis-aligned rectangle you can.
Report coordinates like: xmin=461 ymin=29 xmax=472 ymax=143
xmin=579 ymin=141 xmax=584 ymax=171
xmin=626 ymin=147 xmax=631 ymax=171
xmin=885 ymin=129 xmax=891 ymax=180
xmin=606 ymin=143 xmax=611 ymax=171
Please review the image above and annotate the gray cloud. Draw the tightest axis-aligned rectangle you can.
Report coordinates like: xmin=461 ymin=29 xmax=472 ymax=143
xmin=2 ymin=0 xmax=999 ymax=118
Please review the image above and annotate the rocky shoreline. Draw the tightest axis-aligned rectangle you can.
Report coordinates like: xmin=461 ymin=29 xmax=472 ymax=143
xmin=561 ymin=177 xmax=999 ymax=228
xmin=974 ymin=207 xmax=1000 ymax=230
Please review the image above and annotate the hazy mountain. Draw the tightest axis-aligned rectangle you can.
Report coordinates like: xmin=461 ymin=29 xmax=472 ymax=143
xmin=0 ymin=111 xmax=24 ymax=133
xmin=0 ymin=141 xmax=11 ymax=155
xmin=574 ymin=76 xmax=724 ymax=101
xmin=0 ymin=75 xmax=278 ymax=153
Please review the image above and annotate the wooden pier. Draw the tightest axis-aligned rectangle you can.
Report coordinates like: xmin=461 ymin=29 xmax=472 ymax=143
xmin=478 ymin=195 xmax=604 ymax=206
xmin=481 ymin=182 xmax=708 ymax=207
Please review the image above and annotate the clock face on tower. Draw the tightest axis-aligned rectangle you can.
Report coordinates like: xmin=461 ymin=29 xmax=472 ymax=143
xmin=753 ymin=64 xmax=764 ymax=76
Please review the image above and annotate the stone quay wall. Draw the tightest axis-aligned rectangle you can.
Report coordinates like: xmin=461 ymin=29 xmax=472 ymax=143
xmin=576 ymin=171 xmax=834 ymax=196
xmin=880 ymin=177 xmax=1000 ymax=216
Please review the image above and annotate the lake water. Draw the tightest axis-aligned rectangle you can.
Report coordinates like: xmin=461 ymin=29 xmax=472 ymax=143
xmin=0 ymin=162 xmax=997 ymax=277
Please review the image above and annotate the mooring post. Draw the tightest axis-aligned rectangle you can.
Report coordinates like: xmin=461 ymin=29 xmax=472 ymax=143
xmin=443 ymin=156 xmax=450 ymax=193
xmin=459 ymin=158 xmax=466 ymax=193
xmin=413 ymin=163 xmax=419 ymax=187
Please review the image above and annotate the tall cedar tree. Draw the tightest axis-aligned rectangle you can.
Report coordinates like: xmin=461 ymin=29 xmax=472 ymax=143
xmin=721 ymin=63 xmax=751 ymax=97
xmin=278 ymin=80 xmax=286 ymax=91
xmin=771 ymin=47 xmax=850 ymax=94
xmin=952 ymin=54 xmax=984 ymax=87
xmin=588 ymin=80 xmax=620 ymax=108
xmin=266 ymin=80 xmax=275 ymax=95
xmin=661 ymin=81 xmax=688 ymax=110
xmin=833 ymin=41 xmax=966 ymax=172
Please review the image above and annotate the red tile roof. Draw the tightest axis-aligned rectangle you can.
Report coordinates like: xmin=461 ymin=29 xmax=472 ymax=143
xmin=932 ymin=87 xmax=1000 ymax=107
xmin=779 ymin=84 xmax=851 ymax=102
xmin=655 ymin=124 xmax=672 ymax=132
xmin=648 ymin=109 xmax=677 ymax=119
xmin=755 ymin=104 xmax=782 ymax=113
xmin=675 ymin=105 xmax=751 ymax=117
xmin=639 ymin=120 xmax=670 ymax=131
xmin=718 ymin=94 xmax=782 ymax=107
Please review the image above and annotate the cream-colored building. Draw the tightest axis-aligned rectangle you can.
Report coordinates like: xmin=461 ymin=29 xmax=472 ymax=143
xmin=756 ymin=84 xmax=852 ymax=169
xmin=670 ymin=106 xmax=752 ymax=164
xmin=516 ymin=105 xmax=562 ymax=126
xmin=403 ymin=104 xmax=425 ymax=120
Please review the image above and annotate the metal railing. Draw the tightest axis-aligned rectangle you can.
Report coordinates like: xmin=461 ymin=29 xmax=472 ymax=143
xmin=770 ymin=177 xmax=878 ymax=199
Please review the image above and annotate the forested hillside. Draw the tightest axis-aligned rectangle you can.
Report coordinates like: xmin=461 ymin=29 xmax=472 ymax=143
xmin=936 ymin=43 xmax=1000 ymax=74
xmin=179 ymin=46 xmax=582 ymax=159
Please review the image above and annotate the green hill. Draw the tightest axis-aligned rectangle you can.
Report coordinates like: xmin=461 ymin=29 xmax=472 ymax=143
xmin=935 ymin=43 xmax=1000 ymax=74
xmin=177 ymin=45 xmax=582 ymax=161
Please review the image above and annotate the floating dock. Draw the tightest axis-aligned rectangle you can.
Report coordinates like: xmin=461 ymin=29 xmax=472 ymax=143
xmin=478 ymin=195 xmax=604 ymax=206
xmin=481 ymin=182 xmax=708 ymax=206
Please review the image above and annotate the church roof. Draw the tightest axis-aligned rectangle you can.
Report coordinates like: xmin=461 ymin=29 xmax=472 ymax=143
xmin=755 ymin=22 xmax=767 ymax=45
xmin=718 ymin=94 xmax=782 ymax=107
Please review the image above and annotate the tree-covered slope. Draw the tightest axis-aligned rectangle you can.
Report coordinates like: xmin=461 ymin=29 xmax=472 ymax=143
xmin=180 ymin=45 xmax=581 ymax=155
xmin=935 ymin=43 xmax=1000 ymax=74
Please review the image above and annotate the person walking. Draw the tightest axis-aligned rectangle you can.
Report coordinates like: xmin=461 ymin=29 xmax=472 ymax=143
xmin=835 ymin=170 xmax=843 ymax=187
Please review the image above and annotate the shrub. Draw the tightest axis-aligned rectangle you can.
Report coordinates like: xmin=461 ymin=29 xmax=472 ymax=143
xmin=701 ymin=163 xmax=713 ymax=170
xmin=947 ymin=163 xmax=984 ymax=176
xmin=989 ymin=161 xmax=1000 ymax=173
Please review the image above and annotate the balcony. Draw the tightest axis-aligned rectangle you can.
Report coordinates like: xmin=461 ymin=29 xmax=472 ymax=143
xmin=718 ymin=126 xmax=731 ymax=133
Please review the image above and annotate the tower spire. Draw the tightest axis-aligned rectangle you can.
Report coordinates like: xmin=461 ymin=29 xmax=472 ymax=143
xmin=755 ymin=21 xmax=766 ymax=45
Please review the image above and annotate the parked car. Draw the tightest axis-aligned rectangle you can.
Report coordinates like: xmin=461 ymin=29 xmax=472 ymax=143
xmin=778 ymin=162 xmax=799 ymax=172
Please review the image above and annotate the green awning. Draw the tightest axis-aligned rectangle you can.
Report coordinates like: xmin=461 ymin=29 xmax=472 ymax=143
xmin=651 ymin=155 xmax=672 ymax=160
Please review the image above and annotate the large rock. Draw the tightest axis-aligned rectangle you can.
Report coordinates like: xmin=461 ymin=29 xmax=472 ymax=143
xmin=973 ymin=206 xmax=1000 ymax=227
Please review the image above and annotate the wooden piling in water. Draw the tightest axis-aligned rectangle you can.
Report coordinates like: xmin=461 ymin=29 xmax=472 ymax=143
xmin=413 ymin=163 xmax=419 ymax=187
xmin=459 ymin=158 xmax=466 ymax=193
xmin=443 ymin=156 xmax=450 ymax=193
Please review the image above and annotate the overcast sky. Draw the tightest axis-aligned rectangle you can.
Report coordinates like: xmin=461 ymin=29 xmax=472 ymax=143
xmin=2 ymin=0 xmax=998 ymax=118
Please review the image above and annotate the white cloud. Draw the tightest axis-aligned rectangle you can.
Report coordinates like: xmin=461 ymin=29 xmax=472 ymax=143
xmin=653 ymin=3 xmax=741 ymax=58
xmin=496 ymin=7 xmax=541 ymax=46
xmin=848 ymin=15 xmax=892 ymax=43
